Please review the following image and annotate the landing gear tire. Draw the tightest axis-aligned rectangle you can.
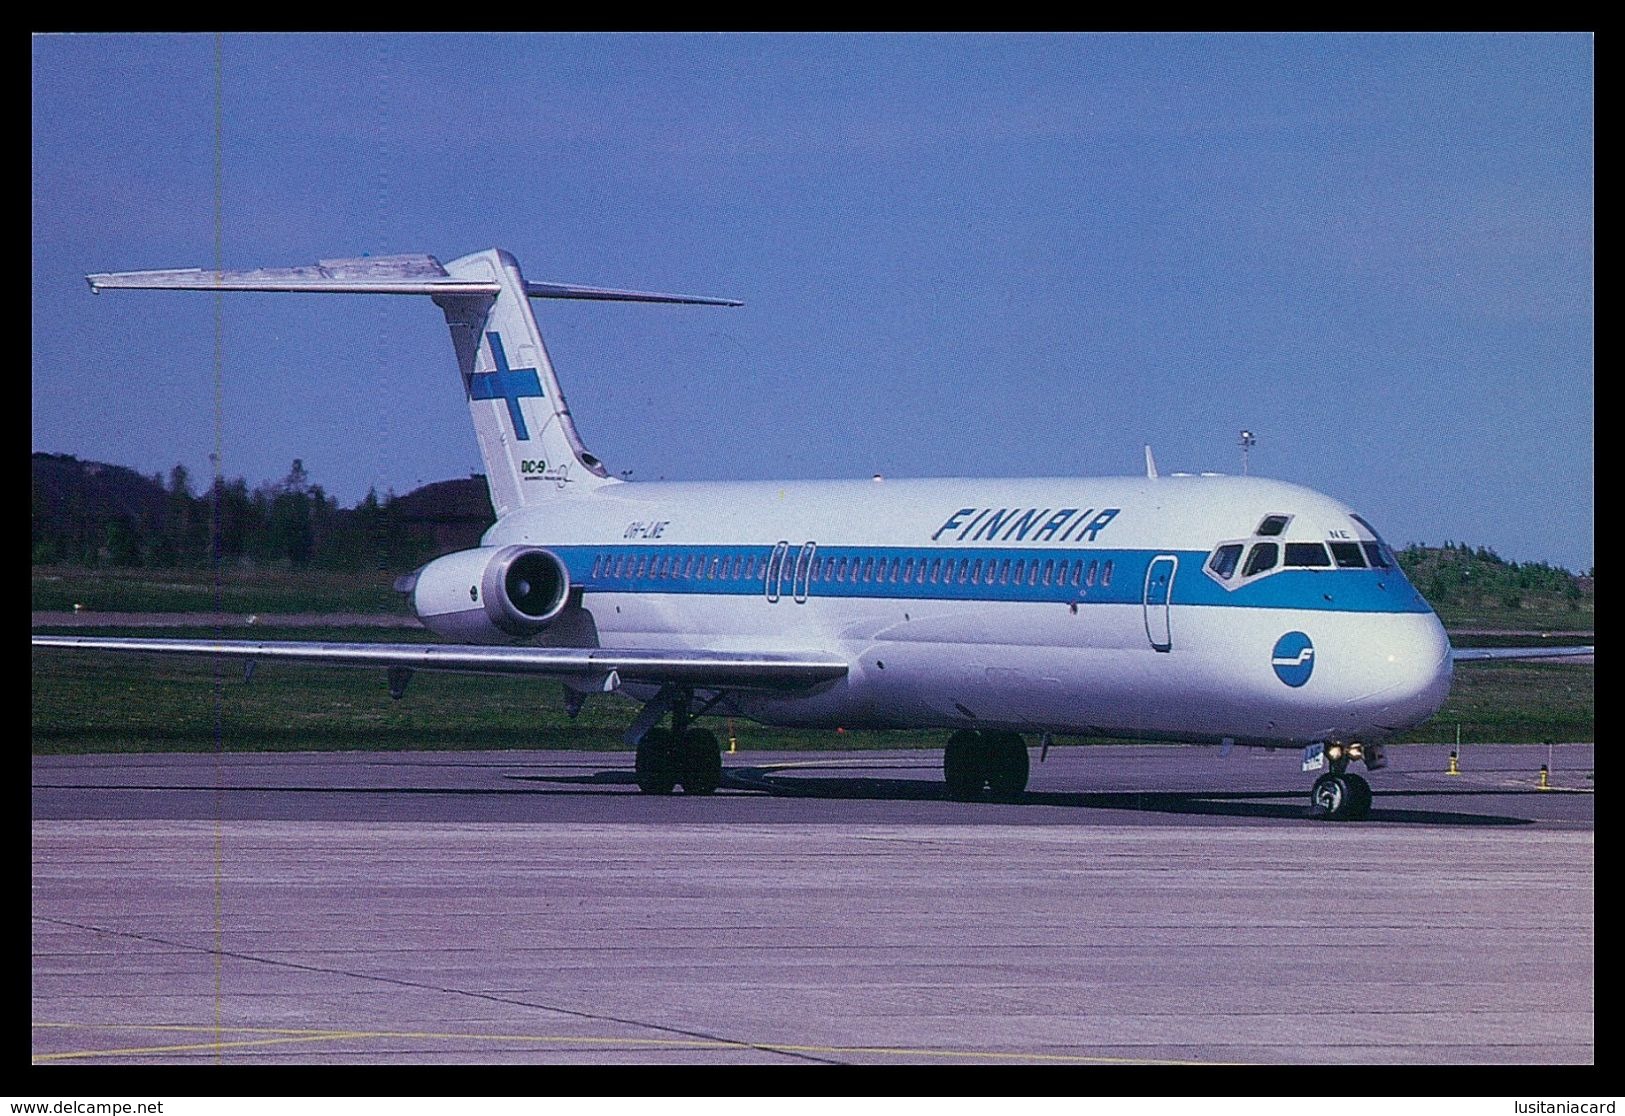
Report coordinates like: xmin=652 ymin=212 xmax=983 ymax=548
xmin=944 ymin=730 xmax=1030 ymax=800
xmin=635 ymin=728 xmax=678 ymax=795
xmin=1343 ymin=772 xmax=1373 ymax=820
xmin=678 ymin=728 xmax=722 ymax=795
xmin=985 ymin=732 xmax=1030 ymax=800
xmin=943 ymin=730 xmax=983 ymax=801
xmin=1310 ymin=772 xmax=1371 ymax=821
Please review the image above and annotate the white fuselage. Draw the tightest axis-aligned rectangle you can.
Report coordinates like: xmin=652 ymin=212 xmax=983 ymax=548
xmin=476 ymin=472 xmax=1453 ymax=746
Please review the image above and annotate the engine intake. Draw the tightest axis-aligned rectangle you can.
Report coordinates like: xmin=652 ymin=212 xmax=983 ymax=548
xmin=409 ymin=545 xmax=571 ymax=643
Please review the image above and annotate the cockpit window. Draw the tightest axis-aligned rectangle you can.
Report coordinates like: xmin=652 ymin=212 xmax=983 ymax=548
xmin=1329 ymin=541 xmax=1366 ymax=568
xmin=1207 ymin=543 xmax=1243 ymax=581
xmin=1256 ymin=515 xmax=1291 ymax=537
xmin=1350 ymin=514 xmax=1395 ymax=568
xmin=1284 ymin=542 xmax=1332 ymax=568
xmin=1242 ymin=542 xmax=1278 ymax=577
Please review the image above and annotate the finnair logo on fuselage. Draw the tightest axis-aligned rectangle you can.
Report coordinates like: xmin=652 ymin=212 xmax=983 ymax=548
xmin=1272 ymin=631 xmax=1315 ymax=687
xmin=931 ymin=507 xmax=1120 ymax=544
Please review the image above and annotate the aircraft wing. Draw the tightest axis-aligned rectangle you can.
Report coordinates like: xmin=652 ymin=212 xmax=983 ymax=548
xmin=30 ymin=635 xmax=847 ymax=691
xmin=1451 ymin=645 xmax=1594 ymax=662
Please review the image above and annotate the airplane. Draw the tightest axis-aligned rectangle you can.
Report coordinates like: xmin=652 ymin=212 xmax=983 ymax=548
xmin=32 ymin=248 xmax=1594 ymax=820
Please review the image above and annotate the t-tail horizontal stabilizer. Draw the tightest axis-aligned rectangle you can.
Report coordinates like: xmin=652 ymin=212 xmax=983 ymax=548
xmin=87 ymin=254 xmax=741 ymax=305
xmin=86 ymin=248 xmax=740 ymax=518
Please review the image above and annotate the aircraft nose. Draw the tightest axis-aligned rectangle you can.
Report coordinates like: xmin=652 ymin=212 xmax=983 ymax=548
xmin=1348 ymin=615 xmax=1454 ymax=732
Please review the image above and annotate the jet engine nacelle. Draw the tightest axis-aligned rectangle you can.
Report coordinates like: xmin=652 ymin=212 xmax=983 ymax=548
xmin=409 ymin=545 xmax=571 ymax=643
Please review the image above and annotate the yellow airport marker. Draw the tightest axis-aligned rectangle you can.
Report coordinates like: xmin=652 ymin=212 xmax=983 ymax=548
xmin=1539 ymin=764 xmax=1552 ymax=791
xmin=727 ymin=718 xmax=737 ymax=754
xmin=1447 ymin=750 xmax=1460 ymax=776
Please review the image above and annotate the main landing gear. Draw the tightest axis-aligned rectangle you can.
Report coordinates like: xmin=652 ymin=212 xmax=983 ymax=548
xmin=943 ymin=729 xmax=1030 ymax=801
xmin=634 ymin=691 xmax=722 ymax=796
xmin=1308 ymin=741 xmax=1383 ymax=821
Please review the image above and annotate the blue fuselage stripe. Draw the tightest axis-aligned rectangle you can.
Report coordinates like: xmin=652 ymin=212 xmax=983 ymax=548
xmin=552 ymin=544 xmax=1433 ymax=615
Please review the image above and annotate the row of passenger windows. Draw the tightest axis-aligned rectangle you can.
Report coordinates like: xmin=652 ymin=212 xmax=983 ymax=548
xmin=1207 ymin=538 xmax=1391 ymax=581
xmin=589 ymin=551 xmax=1116 ymax=590
xmin=591 ymin=552 xmax=762 ymax=582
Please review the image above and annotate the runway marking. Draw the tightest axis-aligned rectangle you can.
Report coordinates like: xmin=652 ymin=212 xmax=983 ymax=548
xmin=32 ymin=1021 xmax=1241 ymax=1065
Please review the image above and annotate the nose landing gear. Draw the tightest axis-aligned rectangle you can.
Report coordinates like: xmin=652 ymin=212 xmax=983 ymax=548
xmin=1308 ymin=741 xmax=1380 ymax=820
xmin=1310 ymin=770 xmax=1372 ymax=820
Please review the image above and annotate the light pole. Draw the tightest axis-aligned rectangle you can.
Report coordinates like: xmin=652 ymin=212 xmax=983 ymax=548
xmin=1239 ymin=430 xmax=1256 ymax=476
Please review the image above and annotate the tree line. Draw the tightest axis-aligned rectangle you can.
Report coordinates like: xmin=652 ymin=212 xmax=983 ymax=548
xmin=31 ymin=458 xmax=485 ymax=573
xmin=1397 ymin=541 xmax=1590 ymax=612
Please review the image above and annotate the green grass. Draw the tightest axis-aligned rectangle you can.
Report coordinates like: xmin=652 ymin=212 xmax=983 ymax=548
xmin=1403 ymin=659 xmax=1594 ymax=745
xmin=32 ymin=565 xmax=407 ymax=615
xmin=1429 ymin=604 xmax=1594 ymax=633
xmin=31 ymin=625 xmax=1593 ymax=754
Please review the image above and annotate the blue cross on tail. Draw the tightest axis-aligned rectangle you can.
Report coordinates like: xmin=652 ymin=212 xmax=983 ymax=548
xmin=467 ymin=332 xmax=544 ymax=440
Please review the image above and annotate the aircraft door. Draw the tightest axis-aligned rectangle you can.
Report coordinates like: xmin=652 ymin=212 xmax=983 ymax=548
xmin=1143 ymin=555 xmax=1177 ymax=652
xmin=765 ymin=540 xmax=790 ymax=603
xmin=791 ymin=542 xmax=817 ymax=603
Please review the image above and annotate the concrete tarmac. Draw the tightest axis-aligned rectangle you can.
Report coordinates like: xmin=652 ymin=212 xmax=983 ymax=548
xmin=32 ymin=745 xmax=1594 ymax=1065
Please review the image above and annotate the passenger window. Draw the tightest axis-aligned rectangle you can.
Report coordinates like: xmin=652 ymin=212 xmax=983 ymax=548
xmin=1257 ymin=515 xmax=1291 ymax=537
xmin=1013 ymin=559 xmax=1025 ymax=584
xmin=970 ymin=559 xmax=983 ymax=583
xmin=999 ymin=559 xmax=1011 ymax=585
xmin=1086 ymin=560 xmax=1098 ymax=587
xmin=637 ymin=556 xmax=650 ymax=579
xmin=903 ymin=557 xmax=914 ymax=582
xmin=1242 ymin=543 xmax=1278 ymax=577
xmin=1329 ymin=542 xmax=1366 ymax=568
xmin=1284 ymin=542 xmax=1332 ymax=568
xmin=1102 ymin=560 xmax=1114 ymax=586
xmin=1070 ymin=561 xmax=1082 ymax=587
xmin=862 ymin=557 xmax=874 ymax=581
xmin=1207 ymin=544 xmax=1243 ymax=581
xmin=1043 ymin=559 xmax=1054 ymax=586
xmin=930 ymin=559 xmax=942 ymax=584
xmin=684 ymin=556 xmax=697 ymax=578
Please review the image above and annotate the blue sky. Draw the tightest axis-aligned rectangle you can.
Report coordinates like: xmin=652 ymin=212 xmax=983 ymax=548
xmin=32 ymin=33 xmax=1593 ymax=571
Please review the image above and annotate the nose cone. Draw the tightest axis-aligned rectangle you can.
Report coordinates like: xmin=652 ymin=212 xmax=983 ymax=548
xmin=1348 ymin=614 xmax=1454 ymax=732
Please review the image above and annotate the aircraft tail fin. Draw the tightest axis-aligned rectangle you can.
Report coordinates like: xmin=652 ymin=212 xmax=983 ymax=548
xmin=88 ymin=249 xmax=740 ymax=517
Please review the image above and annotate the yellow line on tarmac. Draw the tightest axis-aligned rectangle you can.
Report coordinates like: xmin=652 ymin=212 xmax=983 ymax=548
xmin=32 ymin=1021 xmax=1239 ymax=1066
xmin=33 ymin=1033 xmax=382 ymax=1062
